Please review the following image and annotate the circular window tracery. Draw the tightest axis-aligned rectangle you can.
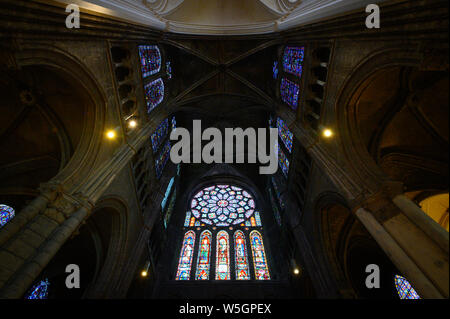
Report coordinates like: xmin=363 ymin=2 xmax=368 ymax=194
xmin=190 ymin=184 xmax=259 ymax=227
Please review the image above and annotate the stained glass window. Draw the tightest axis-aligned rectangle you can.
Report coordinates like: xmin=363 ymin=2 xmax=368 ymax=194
xmin=234 ymin=231 xmax=250 ymax=280
xmin=278 ymin=144 xmax=290 ymax=178
xmin=282 ymin=46 xmax=305 ymax=78
xmin=151 ymin=118 xmax=169 ymax=153
xmin=138 ymin=45 xmax=161 ymax=78
xmin=195 ymin=231 xmax=212 ymax=280
xmin=269 ymin=188 xmax=282 ymax=226
xmin=184 ymin=211 xmax=191 ymax=227
xmin=273 ymin=61 xmax=279 ymax=80
xmin=144 ymin=78 xmax=164 ymax=113
xmin=190 ymin=185 xmax=257 ymax=227
xmin=155 ymin=140 xmax=171 ymax=179
xmin=280 ymin=78 xmax=300 ymax=110
xmin=250 ymin=231 xmax=270 ymax=280
xmin=271 ymin=176 xmax=285 ymax=209
xmin=175 ymin=231 xmax=195 ymax=280
xmin=163 ymin=191 xmax=176 ymax=229
xmin=394 ymin=275 xmax=421 ymax=299
xmin=216 ymin=230 xmax=230 ymax=280
xmin=171 ymin=116 xmax=176 ymax=132
xmin=25 ymin=278 xmax=50 ymax=299
xmin=277 ymin=117 xmax=293 ymax=153
xmin=161 ymin=176 xmax=175 ymax=211
xmin=0 ymin=204 xmax=15 ymax=228
xmin=166 ymin=61 xmax=172 ymax=80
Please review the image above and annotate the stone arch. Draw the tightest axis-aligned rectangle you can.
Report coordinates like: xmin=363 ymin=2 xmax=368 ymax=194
xmin=315 ymin=191 xmax=401 ymax=298
xmin=334 ymin=47 xmax=425 ymax=194
xmin=13 ymin=44 xmax=108 ymax=192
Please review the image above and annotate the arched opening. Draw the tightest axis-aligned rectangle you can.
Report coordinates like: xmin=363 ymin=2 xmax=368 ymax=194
xmin=319 ymin=199 xmax=402 ymax=299
xmin=23 ymin=203 xmax=126 ymax=299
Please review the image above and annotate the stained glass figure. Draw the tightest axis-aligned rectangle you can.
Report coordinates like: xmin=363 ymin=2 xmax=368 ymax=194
xmin=215 ymin=230 xmax=230 ymax=280
xmin=175 ymin=231 xmax=195 ymax=280
xmin=277 ymin=117 xmax=293 ymax=153
xmin=138 ymin=45 xmax=161 ymax=78
xmin=273 ymin=61 xmax=279 ymax=80
xmin=0 ymin=204 xmax=15 ymax=228
xmin=280 ymin=78 xmax=300 ymax=110
xmin=190 ymin=185 xmax=257 ymax=227
xmin=394 ymin=275 xmax=421 ymax=299
xmin=195 ymin=231 xmax=212 ymax=280
xmin=151 ymin=118 xmax=169 ymax=153
xmin=166 ymin=61 xmax=172 ymax=79
xmin=144 ymin=78 xmax=164 ymax=113
xmin=25 ymin=278 xmax=50 ymax=299
xmin=155 ymin=140 xmax=171 ymax=179
xmin=250 ymin=231 xmax=270 ymax=280
xmin=234 ymin=231 xmax=250 ymax=280
xmin=282 ymin=46 xmax=305 ymax=78
xmin=278 ymin=144 xmax=290 ymax=178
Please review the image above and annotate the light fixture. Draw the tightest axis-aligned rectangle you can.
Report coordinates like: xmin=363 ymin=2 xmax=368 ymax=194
xmin=141 ymin=261 xmax=150 ymax=278
xmin=128 ymin=119 xmax=138 ymax=129
xmin=322 ymin=128 xmax=333 ymax=138
xmin=293 ymin=268 xmax=300 ymax=275
xmin=106 ymin=130 xmax=116 ymax=139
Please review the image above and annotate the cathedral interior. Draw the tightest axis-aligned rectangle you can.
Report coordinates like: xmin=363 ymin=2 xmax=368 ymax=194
xmin=0 ymin=0 xmax=448 ymax=300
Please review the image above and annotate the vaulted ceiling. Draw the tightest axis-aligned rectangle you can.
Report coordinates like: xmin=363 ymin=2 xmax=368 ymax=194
xmin=54 ymin=0 xmax=385 ymax=35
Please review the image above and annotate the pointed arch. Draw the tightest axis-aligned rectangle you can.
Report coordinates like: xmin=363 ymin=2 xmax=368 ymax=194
xmin=175 ymin=231 xmax=196 ymax=280
xmin=195 ymin=230 xmax=212 ymax=280
xmin=215 ymin=230 xmax=230 ymax=280
xmin=250 ymin=230 xmax=270 ymax=280
xmin=234 ymin=230 xmax=250 ymax=280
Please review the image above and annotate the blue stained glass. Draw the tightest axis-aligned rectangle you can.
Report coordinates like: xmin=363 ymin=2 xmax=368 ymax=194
xmin=166 ymin=61 xmax=172 ymax=79
xmin=25 ymin=279 xmax=50 ymax=299
xmin=394 ymin=275 xmax=421 ymax=299
xmin=184 ymin=211 xmax=191 ymax=227
xmin=151 ymin=118 xmax=169 ymax=153
xmin=155 ymin=140 xmax=171 ymax=179
xmin=138 ymin=45 xmax=161 ymax=78
xmin=280 ymin=78 xmax=300 ymax=110
xmin=171 ymin=116 xmax=176 ymax=132
xmin=273 ymin=61 xmax=279 ymax=79
xmin=282 ymin=46 xmax=305 ymax=78
xmin=161 ymin=176 xmax=175 ymax=211
xmin=277 ymin=117 xmax=293 ymax=153
xmin=278 ymin=144 xmax=290 ymax=178
xmin=0 ymin=204 xmax=15 ymax=228
xmin=164 ymin=190 xmax=176 ymax=228
xmin=144 ymin=78 xmax=164 ymax=113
